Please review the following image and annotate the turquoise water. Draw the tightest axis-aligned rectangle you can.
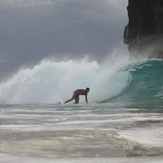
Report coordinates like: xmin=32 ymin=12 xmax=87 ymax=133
xmin=0 ymin=59 xmax=163 ymax=162
xmin=108 ymin=60 xmax=163 ymax=107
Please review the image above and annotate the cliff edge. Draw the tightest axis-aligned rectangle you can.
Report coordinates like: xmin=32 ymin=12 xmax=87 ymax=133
xmin=124 ymin=0 xmax=163 ymax=59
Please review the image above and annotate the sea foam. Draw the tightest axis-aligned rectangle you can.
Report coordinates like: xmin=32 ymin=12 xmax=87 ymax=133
xmin=0 ymin=58 xmax=130 ymax=104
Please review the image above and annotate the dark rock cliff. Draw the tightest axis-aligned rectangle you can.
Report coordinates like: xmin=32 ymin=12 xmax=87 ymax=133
xmin=124 ymin=0 xmax=163 ymax=59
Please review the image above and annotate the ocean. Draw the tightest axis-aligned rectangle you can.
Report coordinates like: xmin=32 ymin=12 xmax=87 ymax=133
xmin=0 ymin=58 xmax=163 ymax=162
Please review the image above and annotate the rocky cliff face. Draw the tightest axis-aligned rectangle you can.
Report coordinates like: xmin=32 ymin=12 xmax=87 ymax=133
xmin=124 ymin=0 xmax=163 ymax=59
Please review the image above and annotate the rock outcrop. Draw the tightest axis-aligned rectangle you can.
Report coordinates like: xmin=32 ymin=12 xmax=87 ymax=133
xmin=124 ymin=0 xmax=163 ymax=59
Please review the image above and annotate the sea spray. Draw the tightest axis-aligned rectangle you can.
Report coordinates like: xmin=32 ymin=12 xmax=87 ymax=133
xmin=0 ymin=58 xmax=130 ymax=104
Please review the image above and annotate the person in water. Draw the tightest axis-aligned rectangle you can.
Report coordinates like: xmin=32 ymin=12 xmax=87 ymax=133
xmin=64 ymin=87 xmax=90 ymax=104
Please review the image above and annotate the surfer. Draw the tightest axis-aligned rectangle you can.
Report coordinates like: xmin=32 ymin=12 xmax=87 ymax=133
xmin=64 ymin=88 xmax=90 ymax=104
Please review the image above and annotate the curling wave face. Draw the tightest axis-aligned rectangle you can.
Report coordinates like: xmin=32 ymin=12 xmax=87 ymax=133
xmin=107 ymin=60 xmax=163 ymax=107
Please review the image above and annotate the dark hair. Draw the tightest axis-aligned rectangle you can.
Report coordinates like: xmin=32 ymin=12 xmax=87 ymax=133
xmin=86 ymin=87 xmax=90 ymax=91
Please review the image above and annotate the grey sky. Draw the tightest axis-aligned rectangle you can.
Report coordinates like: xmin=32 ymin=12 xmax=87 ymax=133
xmin=0 ymin=0 xmax=128 ymax=81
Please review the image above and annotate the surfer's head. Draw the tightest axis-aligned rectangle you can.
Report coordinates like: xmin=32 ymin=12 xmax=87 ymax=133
xmin=86 ymin=87 xmax=90 ymax=92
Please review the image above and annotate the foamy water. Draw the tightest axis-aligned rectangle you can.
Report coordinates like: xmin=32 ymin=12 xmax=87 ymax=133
xmin=0 ymin=58 xmax=130 ymax=104
xmin=0 ymin=103 xmax=163 ymax=163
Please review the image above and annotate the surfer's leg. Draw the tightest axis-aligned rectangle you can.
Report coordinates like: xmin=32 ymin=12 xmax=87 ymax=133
xmin=64 ymin=93 xmax=75 ymax=104
xmin=74 ymin=95 xmax=79 ymax=104
xmin=64 ymin=98 xmax=73 ymax=104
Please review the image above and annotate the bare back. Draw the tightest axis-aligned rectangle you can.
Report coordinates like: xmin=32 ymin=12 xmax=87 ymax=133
xmin=74 ymin=89 xmax=88 ymax=95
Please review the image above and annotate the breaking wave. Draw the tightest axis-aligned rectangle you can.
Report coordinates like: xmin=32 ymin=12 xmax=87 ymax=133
xmin=0 ymin=57 xmax=162 ymax=107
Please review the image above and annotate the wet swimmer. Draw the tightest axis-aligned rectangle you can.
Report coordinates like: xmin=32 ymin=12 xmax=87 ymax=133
xmin=64 ymin=88 xmax=90 ymax=104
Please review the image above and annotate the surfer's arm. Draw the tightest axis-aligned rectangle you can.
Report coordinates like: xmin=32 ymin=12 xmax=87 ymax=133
xmin=85 ymin=95 xmax=88 ymax=103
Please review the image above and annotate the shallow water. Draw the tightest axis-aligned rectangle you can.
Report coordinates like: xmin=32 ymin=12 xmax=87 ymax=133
xmin=0 ymin=103 xmax=163 ymax=162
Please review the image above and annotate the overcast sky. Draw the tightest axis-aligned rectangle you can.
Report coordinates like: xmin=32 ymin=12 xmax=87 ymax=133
xmin=0 ymin=0 xmax=128 ymax=81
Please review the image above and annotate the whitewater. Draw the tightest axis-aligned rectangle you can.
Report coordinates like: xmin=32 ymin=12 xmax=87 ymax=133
xmin=0 ymin=57 xmax=130 ymax=104
xmin=0 ymin=55 xmax=163 ymax=163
